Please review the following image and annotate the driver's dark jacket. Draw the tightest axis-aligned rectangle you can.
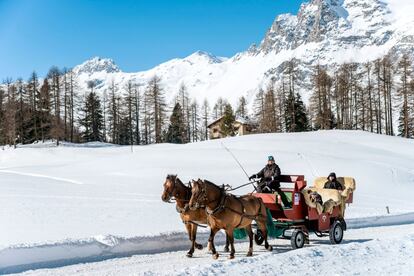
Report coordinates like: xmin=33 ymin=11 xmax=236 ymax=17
xmin=256 ymin=163 xmax=281 ymax=185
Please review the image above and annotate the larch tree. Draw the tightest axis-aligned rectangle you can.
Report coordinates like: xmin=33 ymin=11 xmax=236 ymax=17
xmin=397 ymin=54 xmax=413 ymax=138
xmin=201 ymin=99 xmax=210 ymax=141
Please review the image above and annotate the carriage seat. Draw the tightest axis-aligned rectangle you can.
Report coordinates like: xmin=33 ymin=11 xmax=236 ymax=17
xmin=302 ymin=177 xmax=356 ymax=216
xmin=313 ymin=176 xmax=356 ymax=201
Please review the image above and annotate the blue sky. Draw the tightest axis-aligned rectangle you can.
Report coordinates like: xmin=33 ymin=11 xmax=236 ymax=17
xmin=0 ymin=0 xmax=305 ymax=80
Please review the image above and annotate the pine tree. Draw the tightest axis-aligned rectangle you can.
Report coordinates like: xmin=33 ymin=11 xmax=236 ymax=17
xmin=79 ymin=92 xmax=104 ymax=142
xmin=166 ymin=103 xmax=186 ymax=143
xmin=284 ymin=91 xmax=309 ymax=132
xmin=220 ymin=103 xmax=235 ymax=137
xmin=284 ymin=91 xmax=296 ymax=132
xmin=294 ymin=93 xmax=309 ymax=132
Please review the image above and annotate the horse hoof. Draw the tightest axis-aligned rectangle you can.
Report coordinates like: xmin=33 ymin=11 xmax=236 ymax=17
xmin=186 ymin=252 xmax=193 ymax=258
xmin=213 ymin=253 xmax=219 ymax=260
xmin=267 ymin=245 xmax=273 ymax=252
xmin=228 ymin=255 xmax=235 ymax=260
xmin=246 ymin=252 xmax=253 ymax=257
xmin=195 ymin=244 xmax=203 ymax=250
xmin=224 ymin=246 xmax=229 ymax=252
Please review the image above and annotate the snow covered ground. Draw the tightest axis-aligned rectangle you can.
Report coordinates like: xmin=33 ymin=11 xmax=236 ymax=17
xmin=10 ymin=222 xmax=414 ymax=276
xmin=1 ymin=130 xmax=414 ymax=274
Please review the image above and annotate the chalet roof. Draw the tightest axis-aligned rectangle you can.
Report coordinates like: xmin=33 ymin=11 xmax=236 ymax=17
xmin=207 ymin=116 xmax=254 ymax=128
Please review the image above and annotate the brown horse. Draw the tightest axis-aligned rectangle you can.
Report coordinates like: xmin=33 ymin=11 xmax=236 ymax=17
xmin=161 ymin=174 xmax=229 ymax=257
xmin=189 ymin=179 xmax=272 ymax=259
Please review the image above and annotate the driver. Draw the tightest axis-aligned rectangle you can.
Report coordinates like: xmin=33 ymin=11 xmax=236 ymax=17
xmin=249 ymin=156 xmax=291 ymax=207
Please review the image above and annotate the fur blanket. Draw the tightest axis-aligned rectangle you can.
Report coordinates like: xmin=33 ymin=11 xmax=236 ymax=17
xmin=302 ymin=177 xmax=356 ymax=216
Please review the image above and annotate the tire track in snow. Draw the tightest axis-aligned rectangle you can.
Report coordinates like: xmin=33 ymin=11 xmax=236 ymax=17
xmin=0 ymin=170 xmax=83 ymax=185
xmin=0 ymin=194 xmax=160 ymax=203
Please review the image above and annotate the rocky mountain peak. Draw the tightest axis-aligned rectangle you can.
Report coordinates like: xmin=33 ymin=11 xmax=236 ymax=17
xmin=73 ymin=57 xmax=120 ymax=75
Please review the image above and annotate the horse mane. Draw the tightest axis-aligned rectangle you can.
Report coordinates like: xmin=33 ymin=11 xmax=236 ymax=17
xmin=202 ymin=179 xmax=225 ymax=192
xmin=203 ymin=179 xmax=218 ymax=187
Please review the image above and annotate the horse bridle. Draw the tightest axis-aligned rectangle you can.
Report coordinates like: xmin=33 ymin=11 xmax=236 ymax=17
xmin=166 ymin=176 xmax=191 ymax=203
xmin=192 ymin=181 xmax=223 ymax=210
xmin=164 ymin=176 xmax=179 ymax=203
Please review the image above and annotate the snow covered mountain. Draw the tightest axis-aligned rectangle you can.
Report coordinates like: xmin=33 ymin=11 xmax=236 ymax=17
xmin=73 ymin=0 xmax=414 ymax=105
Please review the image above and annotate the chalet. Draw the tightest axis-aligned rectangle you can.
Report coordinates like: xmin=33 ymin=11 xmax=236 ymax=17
xmin=207 ymin=116 xmax=255 ymax=139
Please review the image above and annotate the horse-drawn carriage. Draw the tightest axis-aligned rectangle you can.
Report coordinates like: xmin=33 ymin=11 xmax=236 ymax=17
xmin=162 ymin=173 xmax=355 ymax=259
xmin=252 ymin=175 xmax=355 ymax=249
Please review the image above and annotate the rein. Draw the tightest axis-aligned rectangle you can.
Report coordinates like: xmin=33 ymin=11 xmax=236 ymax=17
xmin=183 ymin=220 xmax=208 ymax=228
xmin=223 ymin=181 xmax=258 ymax=192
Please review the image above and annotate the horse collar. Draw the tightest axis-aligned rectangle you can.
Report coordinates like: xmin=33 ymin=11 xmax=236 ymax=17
xmin=206 ymin=188 xmax=227 ymax=216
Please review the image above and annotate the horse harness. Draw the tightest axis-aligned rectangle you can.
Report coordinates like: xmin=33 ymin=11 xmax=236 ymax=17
xmin=203 ymin=183 xmax=266 ymax=228
xmin=169 ymin=177 xmax=209 ymax=228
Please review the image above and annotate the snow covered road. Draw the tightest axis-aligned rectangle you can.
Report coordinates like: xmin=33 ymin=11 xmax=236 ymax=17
xmin=9 ymin=222 xmax=414 ymax=276
xmin=1 ymin=131 xmax=414 ymax=275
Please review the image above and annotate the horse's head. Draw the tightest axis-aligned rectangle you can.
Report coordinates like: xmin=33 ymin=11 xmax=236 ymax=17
xmin=161 ymin=174 xmax=177 ymax=202
xmin=189 ymin=179 xmax=207 ymax=210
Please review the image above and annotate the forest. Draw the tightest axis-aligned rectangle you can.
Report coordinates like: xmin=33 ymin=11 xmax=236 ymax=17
xmin=0 ymin=54 xmax=413 ymax=147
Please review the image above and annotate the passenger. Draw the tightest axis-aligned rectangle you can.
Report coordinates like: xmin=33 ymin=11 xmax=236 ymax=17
xmin=249 ymin=156 xmax=291 ymax=207
xmin=324 ymin=172 xmax=343 ymax=190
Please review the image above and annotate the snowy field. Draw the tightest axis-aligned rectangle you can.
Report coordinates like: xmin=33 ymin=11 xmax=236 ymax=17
xmin=1 ymin=130 xmax=414 ymax=274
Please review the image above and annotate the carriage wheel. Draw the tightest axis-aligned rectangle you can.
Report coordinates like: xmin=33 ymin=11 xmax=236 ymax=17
xmin=329 ymin=221 xmax=344 ymax=244
xmin=291 ymin=229 xmax=305 ymax=249
xmin=254 ymin=229 xmax=264 ymax=245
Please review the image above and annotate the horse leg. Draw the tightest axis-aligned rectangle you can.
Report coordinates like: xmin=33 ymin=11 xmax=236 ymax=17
xmin=225 ymin=229 xmax=236 ymax=259
xmin=224 ymin=232 xmax=230 ymax=252
xmin=192 ymin=224 xmax=203 ymax=250
xmin=185 ymin=223 xmax=195 ymax=257
xmin=259 ymin=221 xmax=273 ymax=251
xmin=245 ymin=224 xmax=253 ymax=257
xmin=208 ymin=228 xmax=220 ymax=259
